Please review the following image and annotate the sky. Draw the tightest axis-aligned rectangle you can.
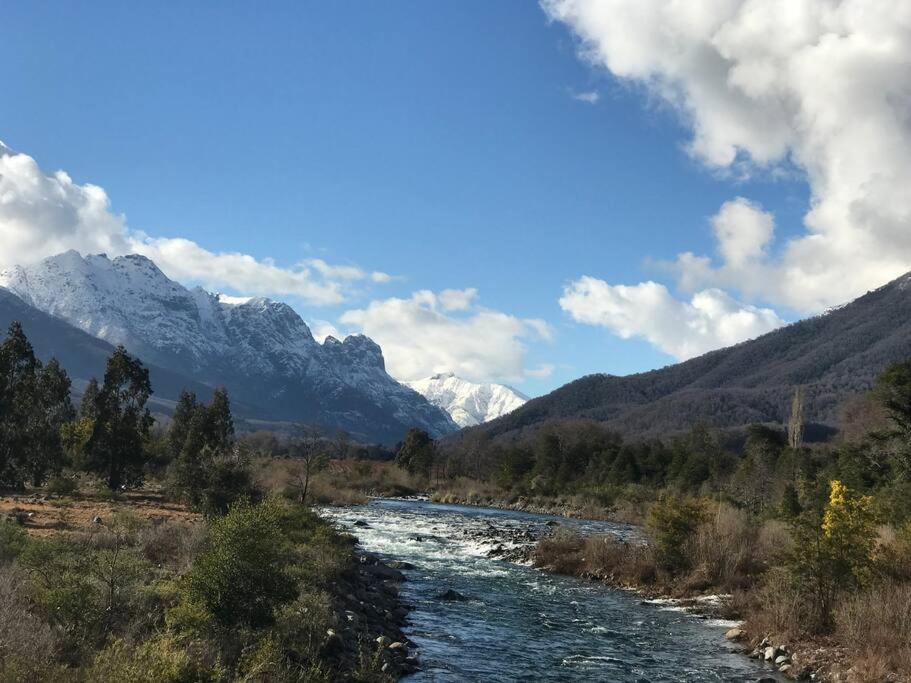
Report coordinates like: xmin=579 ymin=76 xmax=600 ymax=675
xmin=1 ymin=1 xmax=909 ymax=396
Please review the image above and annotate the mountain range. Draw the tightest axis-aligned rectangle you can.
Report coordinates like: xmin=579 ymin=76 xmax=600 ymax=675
xmin=454 ymin=270 xmax=911 ymax=444
xmin=0 ymin=251 xmax=457 ymax=444
xmin=404 ymin=373 xmax=527 ymax=428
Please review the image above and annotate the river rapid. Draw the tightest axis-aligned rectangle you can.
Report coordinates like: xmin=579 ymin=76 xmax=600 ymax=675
xmin=321 ymin=498 xmax=780 ymax=682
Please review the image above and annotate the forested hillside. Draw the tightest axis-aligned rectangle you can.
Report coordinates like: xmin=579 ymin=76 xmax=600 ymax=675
xmin=460 ymin=271 xmax=911 ymax=443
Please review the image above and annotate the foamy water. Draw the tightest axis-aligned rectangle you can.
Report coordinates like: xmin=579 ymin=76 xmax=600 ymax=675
xmin=321 ymin=499 xmax=780 ymax=682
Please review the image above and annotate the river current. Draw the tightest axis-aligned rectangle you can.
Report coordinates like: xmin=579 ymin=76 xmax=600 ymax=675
xmin=321 ymin=499 xmax=780 ymax=682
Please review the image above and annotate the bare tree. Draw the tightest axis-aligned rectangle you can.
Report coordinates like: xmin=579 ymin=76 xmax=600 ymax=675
xmin=788 ymin=385 xmax=805 ymax=449
xmin=288 ymin=439 xmax=328 ymax=505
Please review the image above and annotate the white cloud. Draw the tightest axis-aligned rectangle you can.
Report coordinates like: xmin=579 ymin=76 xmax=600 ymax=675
xmin=339 ymin=289 xmax=553 ymax=383
xmin=711 ymin=197 xmax=774 ymax=269
xmin=309 ymin=319 xmax=343 ymax=344
xmin=542 ymin=0 xmax=911 ymax=314
xmin=571 ymin=90 xmax=600 ymax=104
xmin=560 ymin=276 xmax=784 ymax=360
xmin=0 ymin=142 xmax=388 ymax=305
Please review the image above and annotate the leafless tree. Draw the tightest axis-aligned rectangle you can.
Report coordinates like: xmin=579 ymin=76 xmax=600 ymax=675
xmin=288 ymin=439 xmax=328 ymax=505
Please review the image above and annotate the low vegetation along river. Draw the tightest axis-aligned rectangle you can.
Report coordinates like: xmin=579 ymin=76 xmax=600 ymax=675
xmin=322 ymin=499 xmax=781 ymax=682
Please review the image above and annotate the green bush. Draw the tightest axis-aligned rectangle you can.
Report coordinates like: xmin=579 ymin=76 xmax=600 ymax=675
xmin=44 ymin=474 xmax=77 ymax=496
xmin=646 ymin=495 xmax=706 ymax=572
xmin=177 ymin=498 xmax=297 ymax=629
xmin=0 ymin=519 xmax=28 ymax=564
xmin=88 ymin=635 xmax=223 ymax=683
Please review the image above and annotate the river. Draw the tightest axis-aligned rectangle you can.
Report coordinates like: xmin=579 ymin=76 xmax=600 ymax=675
xmin=321 ymin=498 xmax=780 ymax=682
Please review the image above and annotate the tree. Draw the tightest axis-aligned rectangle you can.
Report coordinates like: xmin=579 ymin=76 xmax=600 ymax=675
xmin=25 ymin=359 xmax=74 ymax=485
xmin=785 ymin=480 xmax=877 ymax=632
xmin=787 ymin=385 xmax=806 ymax=449
xmin=204 ymin=387 xmax=234 ymax=454
xmin=395 ymin=428 xmax=435 ymax=477
xmin=288 ymin=440 xmax=328 ymax=505
xmin=169 ymin=388 xmax=245 ymax=511
xmin=169 ymin=390 xmax=199 ymax=458
xmin=646 ymin=495 xmax=706 ymax=572
xmin=85 ymin=347 xmax=153 ymax=490
xmin=875 ymin=360 xmax=911 ymax=438
xmin=80 ymin=378 xmax=101 ymax=421
xmin=0 ymin=322 xmax=39 ymax=487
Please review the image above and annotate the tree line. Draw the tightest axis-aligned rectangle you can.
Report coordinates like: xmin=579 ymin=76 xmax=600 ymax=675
xmin=0 ymin=322 xmax=256 ymax=514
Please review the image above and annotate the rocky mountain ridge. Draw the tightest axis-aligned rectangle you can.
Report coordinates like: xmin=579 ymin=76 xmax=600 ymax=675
xmin=0 ymin=251 xmax=457 ymax=443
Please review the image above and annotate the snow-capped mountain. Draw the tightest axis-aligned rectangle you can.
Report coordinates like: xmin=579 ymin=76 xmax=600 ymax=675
xmin=405 ymin=372 xmax=528 ymax=427
xmin=0 ymin=251 xmax=457 ymax=443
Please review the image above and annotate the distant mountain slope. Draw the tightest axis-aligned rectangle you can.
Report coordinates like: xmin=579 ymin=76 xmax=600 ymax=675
xmin=460 ymin=272 xmax=911 ymax=442
xmin=0 ymin=287 xmax=216 ymax=412
xmin=0 ymin=251 xmax=457 ymax=443
xmin=404 ymin=373 xmax=528 ymax=427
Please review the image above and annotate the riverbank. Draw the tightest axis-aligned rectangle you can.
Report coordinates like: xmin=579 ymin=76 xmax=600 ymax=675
xmin=0 ymin=489 xmax=419 ymax=681
xmin=322 ymin=497 xmax=779 ymax=682
xmin=528 ymin=520 xmax=904 ymax=682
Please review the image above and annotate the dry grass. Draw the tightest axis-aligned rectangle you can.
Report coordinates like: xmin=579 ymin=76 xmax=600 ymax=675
xmin=0 ymin=564 xmax=57 ymax=676
xmin=686 ymin=504 xmax=784 ymax=591
xmin=254 ymin=457 xmax=429 ymax=506
xmin=534 ymin=528 xmax=658 ymax=586
xmin=834 ymin=582 xmax=911 ymax=678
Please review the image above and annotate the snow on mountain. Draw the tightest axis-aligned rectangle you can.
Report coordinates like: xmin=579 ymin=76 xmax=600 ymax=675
xmin=0 ymin=251 xmax=457 ymax=443
xmin=405 ymin=372 xmax=528 ymax=427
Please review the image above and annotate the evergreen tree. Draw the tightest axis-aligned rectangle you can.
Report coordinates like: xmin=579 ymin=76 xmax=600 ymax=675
xmin=25 ymin=359 xmax=74 ymax=485
xmin=85 ymin=346 xmax=153 ymax=490
xmin=0 ymin=322 xmax=40 ymax=487
xmin=395 ymin=428 xmax=435 ymax=476
xmin=205 ymin=387 xmax=234 ymax=454
xmin=80 ymin=378 xmax=101 ymax=421
xmin=169 ymin=390 xmax=199 ymax=457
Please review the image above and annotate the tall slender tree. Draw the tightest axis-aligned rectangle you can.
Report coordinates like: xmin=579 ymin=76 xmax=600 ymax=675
xmin=205 ymin=387 xmax=235 ymax=453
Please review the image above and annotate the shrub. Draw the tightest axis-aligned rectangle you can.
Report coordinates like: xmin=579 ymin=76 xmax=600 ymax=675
xmin=0 ymin=565 xmax=59 ymax=679
xmin=876 ymin=522 xmax=911 ymax=581
xmin=646 ymin=496 xmax=706 ymax=572
xmin=0 ymin=518 xmax=28 ymax=564
xmin=88 ymin=635 xmax=223 ymax=683
xmin=689 ymin=503 xmax=762 ymax=589
xmin=138 ymin=520 xmax=204 ymax=572
xmin=178 ymin=498 xmax=297 ymax=629
xmin=198 ymin=456 xmax=260 ymax=516
xmin=44 ymin=474 xmax=77 ymax=496
xmin=835 ymin=582 xmax=911 ymax=677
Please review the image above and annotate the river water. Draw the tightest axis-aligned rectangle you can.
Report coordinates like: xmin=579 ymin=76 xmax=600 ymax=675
xmin=321 ymin=499 xmax=779 ymax=682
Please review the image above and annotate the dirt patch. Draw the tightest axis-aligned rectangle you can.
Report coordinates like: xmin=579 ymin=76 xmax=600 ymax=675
xmin=0 ymin=490 xmax=201 ymax=536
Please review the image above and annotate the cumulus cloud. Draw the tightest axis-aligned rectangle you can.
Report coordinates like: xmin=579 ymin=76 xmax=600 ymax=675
xmin=543 ymin=0 xmax=911 ymax=314
xmin=0 ymin=142 xmax=388 ymax=305
xmin=560 ymin=276 xmax=785 ymax=360
xmin=339 ymin=289 xmax=553 ymax=382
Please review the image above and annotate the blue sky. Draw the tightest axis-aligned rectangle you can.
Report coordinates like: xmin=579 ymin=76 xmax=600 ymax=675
xmin=3 ymin=1 xmax=898 ymax=396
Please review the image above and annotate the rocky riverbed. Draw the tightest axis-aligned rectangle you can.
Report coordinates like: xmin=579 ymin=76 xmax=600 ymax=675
xmin=328 ymin=550 xmax=420 ymax=677
xmin=322 ymin=498 xmax=784 ymax=682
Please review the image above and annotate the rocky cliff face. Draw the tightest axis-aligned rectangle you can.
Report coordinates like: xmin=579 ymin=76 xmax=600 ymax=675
xmin=0 ymin=251 xmax=457 ymax=443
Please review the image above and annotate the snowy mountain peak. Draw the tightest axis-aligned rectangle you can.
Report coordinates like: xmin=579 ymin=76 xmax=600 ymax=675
xmin=405 ymin=373 xmax=528 ymax=428
xmin=0 ymin=251 xmax=456 ymax=442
